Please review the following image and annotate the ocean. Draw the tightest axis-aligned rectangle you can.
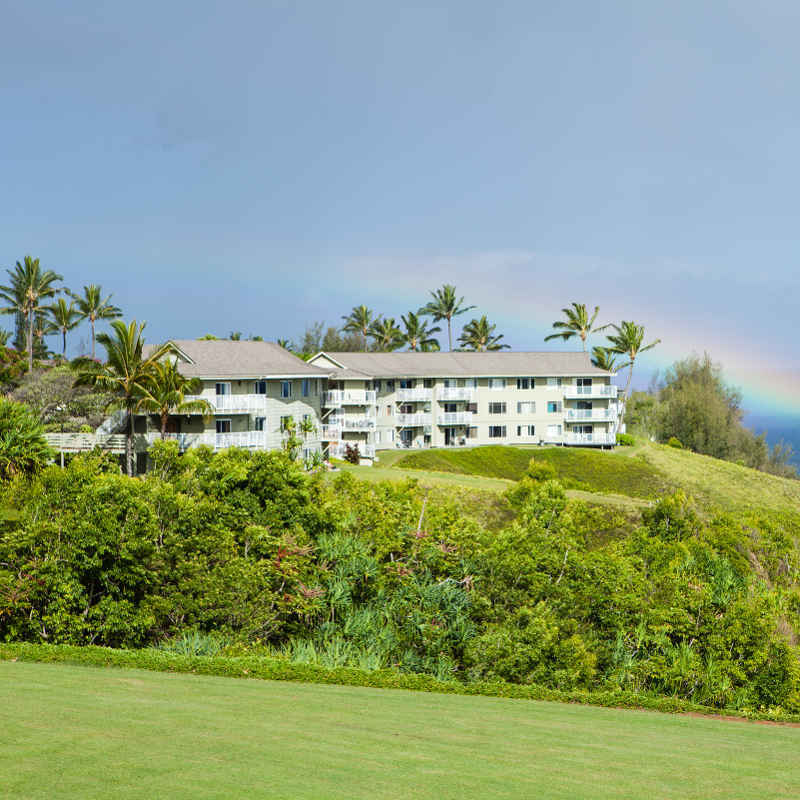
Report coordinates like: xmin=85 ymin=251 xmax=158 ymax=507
xmin=744 ymin=413 xmax=800 ymax=467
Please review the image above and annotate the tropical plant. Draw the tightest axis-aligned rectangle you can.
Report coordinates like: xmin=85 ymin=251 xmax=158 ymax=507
xmin=47 ymin=298 xmax=81 ymax=355
xmin=136 ymin=360 xmax=213 ymax=440
xmin=68 ymin=284 xmax=122 ymax=359
xmin=605 ymin=321 xmax=661 ymax=398
xmin=341 ymin=305 xmax=375 ymax=349
xmin=0 ymin=398 xmax=53 ymax=479
xmin=277 ymin=338 xmax=292 ymax=350
xmin=229 ymin=332 xmax=242 ymax=341
xmin=457 ymin=316 xmax=510 ymax=352
xmin=400 ymin=311 xmax=440 ymax=351
xmin=0 ymin=329 xmax=10 ymax=347
xmin=544 ymin=303 xmax=608 ymax=351
xmin=280 ymin=415 xmax=303 ymax=460
xmin=73 ymin=320 xmax=175 ymax=475
xmin=368 ymin=317 xmax=404 ymax=352
xmin=0 ymin=256 xmax=63 ymax=371
xmin=590 ymin=346 xmax=618 ymax=372
xmin=419 ymin=285 xmax=475 ymax=351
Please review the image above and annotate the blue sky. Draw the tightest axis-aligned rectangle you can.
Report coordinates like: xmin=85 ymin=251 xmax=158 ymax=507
xmin=1 ymin=2 xmax=798 ymax=435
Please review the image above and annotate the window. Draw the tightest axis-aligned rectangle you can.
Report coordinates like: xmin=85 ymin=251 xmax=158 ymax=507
xmin=466 ymin=402 xmax=478 ymax=413
xmin=573 ymin=425 xmax=592 ymax=434
xmin=516 ymin=378 xmax=529 ymax=390
xmin=546 ymin=424 xmax=562 ymax=438
xmin=423 ymin=378 xmax=434 ymax=388
xmin=254 ymin=417 xmax=266 ymax=431
xmin=517 ymin=401 xmax=536 ymax=414
xmin=399 ymin=404 xmax=413 ymax=415
xmin=373 ymin=379 xmax=382 ymax=391
xmin=465 ymin=378 xmax=478 ymax=388
xmin=488 ymin=402 xmax=506 ymax=414
xmin=399 ymin=378 xmax=414 ymax=389
xmin=466 ymin=426 xmax=478 ymax=439
xmin=254 ymin=380 xmax=267 ymax=394
xmin=488 ymin=425 xmax=506 ymax=438
xmin=488 ymin=378 xmax=506 ymax=390
xmin=516 ymin=425 xmax=535 ymax=436
xmin=443 ymin=379 xmax=453 ymax=388
xmin=302 ymin=379 xmax=310 ymax=397
xmin=280 ymin=415 xmax=291 ymax=431
xmin=547 ymin=401 xmax=562 ymax=413
xmin=215 ymin=382 xmax=230 ymax=396
xmin=546 ymin=377 xmax=562 ymax=388
xmin=577 ymin=377 xmax=593 ymax=395
xmin=386 ymin=380 xmax=394 ymax=391
xmin=216 ymin=419 xmax=231 ymax=434
xmin=281 ymin=381 xmax=292 ymax=399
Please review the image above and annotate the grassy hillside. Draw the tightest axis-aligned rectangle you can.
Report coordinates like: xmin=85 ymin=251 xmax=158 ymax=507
xmin=4 ymin=660 xmax=800 ymax=800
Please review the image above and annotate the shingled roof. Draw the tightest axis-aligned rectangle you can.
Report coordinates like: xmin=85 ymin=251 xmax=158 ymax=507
xmin=310 ymin=351 xmax=613 ymax=378
xmin=145 ymin=340 xmax=329 ymax=379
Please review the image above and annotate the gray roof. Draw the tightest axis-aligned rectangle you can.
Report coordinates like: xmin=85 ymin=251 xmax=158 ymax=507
xmin=146 ymin=340 xmax=329 ymax=379
xmin=311 ymin=351 xmax=613 ymax=378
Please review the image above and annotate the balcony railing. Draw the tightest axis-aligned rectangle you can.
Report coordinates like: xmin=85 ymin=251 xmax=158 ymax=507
xmin=396 ymin=413 xmax=432 ymax=426
xmin=144 ymin=431 xmax=271 ymax=451
xmin=438 ymin=387 xmax=476 ymax=402
xmin=340 ymin=416 xmax=376 ymax=430
xmin=563 ymin=385 xmax=618 ymax=399
xmin=565 ymin=408 xmax=616 ymax=421
xmin=323 ymin=389 xmax=377 ymax=407
xmin=437 ymin=412 xmax=474 ymax=426
xmin=328 ymin=442 xmax=375 ymax=459
xmin=45 ymin=433 xmax=127 ymax=453
xmin=185 ymin=393 xmax=268 ymax=413
xmin=396 ymin=388 xmax=433 ymax=402
xmin=565 ymin=432 xmax=616 ymax=446
xmin=320 ymin=424 xmax=341 ymax=440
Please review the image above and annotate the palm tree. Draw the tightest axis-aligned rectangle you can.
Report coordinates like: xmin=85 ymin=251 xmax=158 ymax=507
xmin=368 ymin=316 xmax=404 ymax=352
xmin=605 ymin=321 xmax=661 ymax=398
xmin=136 ymin=360 xmax=213 ymax=439
xmin=457 ymin=316 xmax=510 ymax=351
xmin=590 ymin=346 xmax=619 ymax=372
xmin=277 ymin=338 xmax=292 ymax=350
xmin=68 ymin=284 xmax=122 ymax=359
xmin=48 ymin=298 xmax=81 ymax=355
xmin=341 ymin=305 xmax=374 ymax=350
xmin=400 ymin=311 xmax=440 ymax=351
xmin=0 ymin=256 xmax=63 ymax=371
xmin=74 ymin=320 xmax=175 ymax=476
xmin=419 ymin=284 xmax=475 ymax=351
xmin=229 ymin=331 xmax=242 ymax=341
xmin=544 ymin=303 xmax=608 ymax=351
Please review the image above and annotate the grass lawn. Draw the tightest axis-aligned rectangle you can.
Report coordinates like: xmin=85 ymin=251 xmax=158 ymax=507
xmin=3 ymin=661 xmax=800 ymax=800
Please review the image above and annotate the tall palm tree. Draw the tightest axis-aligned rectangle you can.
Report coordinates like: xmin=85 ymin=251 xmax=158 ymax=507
xmin=605 ymin=321 xmax=661 ymax=398
xmin=368 ymin=317 xmax=404 ymax=352
xmin=419 ymin=284 xmax=475 ymax=351
xmin=341 ymin=305 xmax=374 ymax=350
xmin=48 ymin=298 xmax=81 ymax=355
xmin=544 ymin=303 xmax=608 ymax=351
xmin=590 ymin=346 xmax=619 ymax=372
xmin=136 ymin=360 xmax=213 ymax=439
xmin=74 ymin=320 xmax=175 ymax=476
xmin=68 ymin=284 xmax=122 ymax=359
xmin=457 ymin=316 xmax=510 ymax=351
xmin=0 ymin=256 xmax=63 ymax=370
xmin=400 ymin=311 xmax=441 ymax=351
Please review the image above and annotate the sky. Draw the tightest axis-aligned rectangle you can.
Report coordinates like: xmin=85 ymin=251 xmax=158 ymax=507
xmin=1 ymin=1 xmax=798 ymax=444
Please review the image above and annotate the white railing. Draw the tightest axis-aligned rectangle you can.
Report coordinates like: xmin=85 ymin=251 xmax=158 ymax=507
xmin=340 ymin=416 xmax=376 ymax=431
xmin=144 ymin=431 xmax=270 ymax=451
xmin=396 ymin=388 xmax=433 ymax=402
xmin=563 ymin=385 xmax=618 ymax=399
xmin=320 ymin=425 xmax=341 ymax=440
xmin=565 ymin=432 xmax=616 ymax=446
xmin=185 ymin=393 xmax=268 ymax=413
xmin=328 ymin=442 xmax=376 ymax=459
xmin=45 ymin=433 xmax=128 ymax=453
xmin=396 ymin=413 xmax=431 ymax=426
xmin=438 ymin=387 xmax=476 ymax=402
xmin=323 ymin=390 xmax=377 ymax=407
xmin=437 ymin=412 xmax=474 ymax=426
xmin=565 ymin=408 xmax=616 ymax=421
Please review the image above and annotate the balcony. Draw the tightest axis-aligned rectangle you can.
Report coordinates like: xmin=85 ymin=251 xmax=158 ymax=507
xmin=563 ymin=384 xmax=618 ymax=399
xmin=565 ymin=432 xmax=616 ymax=446
xmin=340 ymin=416 xmax=376 ymax=431
xmin=438 ymin=387 xmax=476 ymax=402
xmin=396 ymin=388 xmax=433 ymax=402
xmin=144 ymin=431 xmax=270 ymax=451
xmin=437 ymin=412 xmax=474 ymax=426
xmin=328 ymin=442 xmax=375 ymax=459
xmin=396 ymin=413 xmax=432 ymax=427
xmin=186 ymin=393 xmax=267 ymax=413
xmin=565 ymin=408 xmax=616 ymax=421
xmin=323 ymin=389 xmax=377 ymax=407
xmin=320 ymin=424 xmax=341 ymax=440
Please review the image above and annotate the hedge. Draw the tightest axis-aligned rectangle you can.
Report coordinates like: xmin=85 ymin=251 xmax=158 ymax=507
xmin=2 ymin=642 xmax=798 ymax=724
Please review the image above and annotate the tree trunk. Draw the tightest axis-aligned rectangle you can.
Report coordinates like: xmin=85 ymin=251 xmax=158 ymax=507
xmin=447 ymin=318 xmax=453 ymax=351
xmin=126 ymin=408 xmax=134 ymax=476
xmin=91 ymin=318 xmax=96 ymax=359
xmin=27 ymin=309 xmax=33 ymax=372
xmin=161 ymin=412 xmax=168 ymax=440
xmin=62 ymin=329 xmax=67 ymax=354
xmin=624 ymin=361 xmax=634 ymax=399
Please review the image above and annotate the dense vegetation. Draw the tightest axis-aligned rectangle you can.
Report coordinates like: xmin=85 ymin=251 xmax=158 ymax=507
xmin=2 ymin=443 xmax=798 ymax=714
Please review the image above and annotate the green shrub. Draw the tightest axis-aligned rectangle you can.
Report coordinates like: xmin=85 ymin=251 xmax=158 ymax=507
xmin=667 ymin=436 xmax=684 ymax=449
xmin=79 ymin=424 xmax=93 ymax=434
xmin=616 ymin=433 xmax=635 ymax=446
xmin=0 ymin=398 xmax=53 ymax=479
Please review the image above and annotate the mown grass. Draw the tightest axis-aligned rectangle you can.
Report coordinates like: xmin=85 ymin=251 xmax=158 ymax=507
xmin=3 ymin=659 xmax=799 ymax=800
xmin=396 ymin=445 xmax=674 ymax=500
